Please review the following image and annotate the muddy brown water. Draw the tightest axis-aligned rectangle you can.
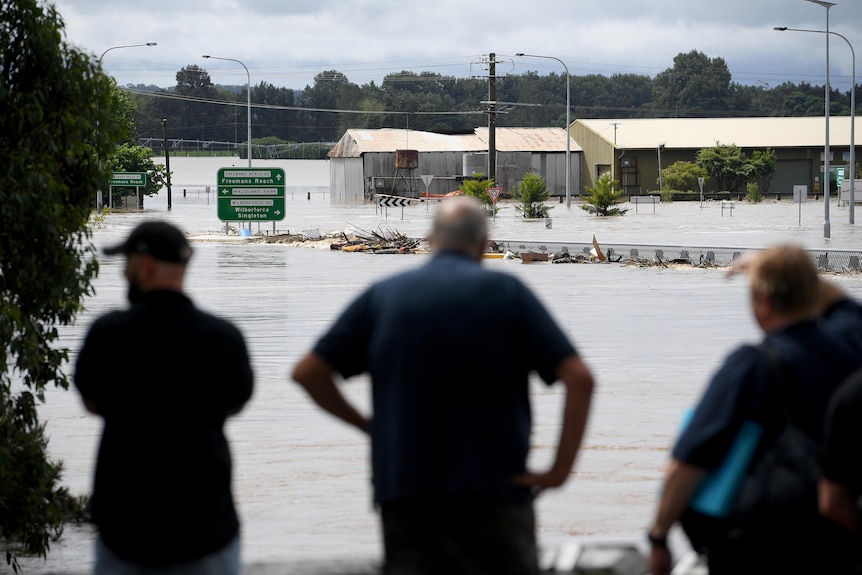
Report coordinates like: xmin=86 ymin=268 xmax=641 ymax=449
xmin=19 ymin=157 xmax=862 ymax=573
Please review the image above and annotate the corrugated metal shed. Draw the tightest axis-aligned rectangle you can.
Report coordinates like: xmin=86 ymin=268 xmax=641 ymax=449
xmin=328 ymin=127 xmax=583 ymax=201
xmin=329 ymin=127 xmax=582 ymax=157
xmin=575 ymin=116 xmax=854 ymax=150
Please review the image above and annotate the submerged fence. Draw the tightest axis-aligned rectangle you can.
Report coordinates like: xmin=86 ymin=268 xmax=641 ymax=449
xmin=491 ymin=240 xmax=862 ymax=274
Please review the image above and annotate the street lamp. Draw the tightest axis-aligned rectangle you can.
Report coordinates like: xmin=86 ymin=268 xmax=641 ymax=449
xmin=801 ymin=0 xmax=837 ymax=238
xmin=96 ymin=42 xmax=157 ymax=210
xmin=202 ymin=55 xmax=252 ymax=167
xmin=775 ymin=25 xmax=855 ymax=225
xmin=516 ymin=53 xmax=571 ymax=208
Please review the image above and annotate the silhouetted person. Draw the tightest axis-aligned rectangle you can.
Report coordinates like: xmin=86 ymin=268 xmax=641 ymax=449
xmin=647 ymin=244 xmax=862 ymax=575
xmin=293 ymin=197 xmax=595 ymax=575
xmin=75 ymin=220 xmax=254 ymax=575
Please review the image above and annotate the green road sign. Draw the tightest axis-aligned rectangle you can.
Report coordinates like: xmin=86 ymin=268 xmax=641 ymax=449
xmin=217 ymin=167 xmax=286 ymax=222
xmin=110 ymin=172 xmax=146 ymax=187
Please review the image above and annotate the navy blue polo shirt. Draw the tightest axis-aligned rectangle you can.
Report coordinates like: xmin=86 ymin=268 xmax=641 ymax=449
xmin=313 ymin=251 xmax=577 ymax=505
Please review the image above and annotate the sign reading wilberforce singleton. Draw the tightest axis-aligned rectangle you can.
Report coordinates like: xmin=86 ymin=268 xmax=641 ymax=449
xmin=217 ymin=167 xmax=286 ymax=222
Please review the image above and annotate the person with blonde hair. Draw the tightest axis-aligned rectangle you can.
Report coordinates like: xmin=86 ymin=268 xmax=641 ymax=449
xmin=648 ymin=244 xmax=862 ymax=575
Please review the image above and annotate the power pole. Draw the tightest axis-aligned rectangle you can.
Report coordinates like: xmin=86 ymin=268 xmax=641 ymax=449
xmin=488 ymin=53 xmax=497 ymax=184
xmin=162 ymin=118 xmax=172 ymax=211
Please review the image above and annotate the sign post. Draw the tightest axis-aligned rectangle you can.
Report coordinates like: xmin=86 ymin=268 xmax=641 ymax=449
xmin=217 ymin=168 xmax=286 ymax=233
xmin=793 ymin=185 xmax=808 ymax=227
xmin=420 ymin=174 xmax=434 ymax=211
xmin=487 ymin=187 xmax=502 ymax=222
xmin=110 ymin=172 xmax=147 ymax=209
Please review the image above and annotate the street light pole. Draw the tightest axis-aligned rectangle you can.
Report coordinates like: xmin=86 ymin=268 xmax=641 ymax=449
xmin=516 ymin=53 xmax=571 ymax=208
xmin=775 ymin=25 xmax=855 ymax=225
xmin=202 ymin=55 xmax=252 ymax=167
xmin=96 ymin=42 xmax=157 ymax=210
xmin=802 ymin=0 xmax=837 ymax=238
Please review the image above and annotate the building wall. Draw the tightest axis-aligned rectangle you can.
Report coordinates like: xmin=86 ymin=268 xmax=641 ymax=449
xmin=572 ymin=120 xmax=855 ymax=198
xmin=330 ymin=150 xmax=583 ymax=201
xmin=329 ymin=158 xmax=364 ymax=202
xmin=362 ymin=151 xmax=465 ymax=199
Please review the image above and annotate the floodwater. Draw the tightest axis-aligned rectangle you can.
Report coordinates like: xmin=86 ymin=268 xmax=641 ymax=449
xmin=20 ymin=157 xmax=862 ymax=573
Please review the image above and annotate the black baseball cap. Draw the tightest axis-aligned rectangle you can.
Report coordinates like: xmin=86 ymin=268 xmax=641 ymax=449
xmin=103 ymin=221 xmax=193 ymax=263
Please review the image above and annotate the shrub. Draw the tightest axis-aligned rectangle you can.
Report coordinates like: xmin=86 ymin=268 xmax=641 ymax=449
xmin=662 ymin=161 xmax=708 ymax=192
xmin=460 ymin=175 xmax=497 ymax=215
xmin=581 ymin=174 xmax=628 ymax=216
xmin=745 ymin=182 xmax=764 ymax=203
xmin=511 ymin=172 xmax=553 ymax=219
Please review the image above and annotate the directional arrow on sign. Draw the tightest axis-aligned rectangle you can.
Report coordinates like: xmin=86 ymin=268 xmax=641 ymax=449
xmin=377 ymin=196 xmax=411 ymax=207
xmin=217 ymin=167 xmax=286 ymax=222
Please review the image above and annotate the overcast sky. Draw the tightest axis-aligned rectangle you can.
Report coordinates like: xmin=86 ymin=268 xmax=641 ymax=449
xmin=48 ymin=0 xmax=861 ymax=94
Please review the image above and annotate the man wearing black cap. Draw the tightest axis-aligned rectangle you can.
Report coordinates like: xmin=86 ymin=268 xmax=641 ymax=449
xmin=75 ymin=220 xmax=254 ymax=575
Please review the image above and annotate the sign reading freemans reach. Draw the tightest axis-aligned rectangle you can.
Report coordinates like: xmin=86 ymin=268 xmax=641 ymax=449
xmin=217 ymin=167 xmax=286 ymax=222
xmin=110 ymin=172 xmax=146 ymax=187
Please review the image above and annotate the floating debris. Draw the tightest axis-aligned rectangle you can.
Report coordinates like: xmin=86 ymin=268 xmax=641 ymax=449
xmin=328 ymin=224 xmax=421 ymax=254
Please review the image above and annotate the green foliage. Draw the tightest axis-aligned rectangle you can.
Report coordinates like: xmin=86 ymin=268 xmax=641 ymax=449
xmin=459 ymin=176 xmax=497 ymax=215
xmin=651 ymin=50 xmax=733 ymax=117
xmin=695 ymin=142 xmax=746 ymax=192
xmin=107 ymin=144 xmax=168 ymax=208
xmin=123 ymin=49 xmax=857 ymax=146
xmin=0 ymin=0 xmax=124 ymax=566
xmin=662 ymin=161 xmax=708 ymax=192
xmin=116 ymin=90 xmax=139 ymax=143
xmin=0 ymin=389 xmax=90 ymax=573
xmin=581 ymin=174 xmax=628 ymax=216
xmin=695 ymin=143 xmax=776 ymax=194
xmin=745 ymin=182 xmax=764 ymax=203
xmin=660 ymin=189 xmax=676 ymax=202
xmin=749 ymin=148 xmax=777 ymax=194
xmin=511 ymin=172 xmax=553 ymax=219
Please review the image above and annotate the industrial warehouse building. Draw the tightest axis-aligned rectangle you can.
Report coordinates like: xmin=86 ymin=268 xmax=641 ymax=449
xmin=328 ymin=127 xmax=582 ymax=202
xmin=327 ymin=117 xmax=857 ymax=202
xmin=572 ymin=116 xmax=857 ymax=198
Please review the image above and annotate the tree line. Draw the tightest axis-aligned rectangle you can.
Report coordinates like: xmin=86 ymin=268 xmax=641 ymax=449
xmin=127 ymin=50 xmax=860 ymax=149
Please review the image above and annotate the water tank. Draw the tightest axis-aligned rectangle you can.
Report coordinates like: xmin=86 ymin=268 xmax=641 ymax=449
xmin=463 ymin=152 xmax=488 ymax=177
xmin=395 ymin=149 xmax=418 ymax=169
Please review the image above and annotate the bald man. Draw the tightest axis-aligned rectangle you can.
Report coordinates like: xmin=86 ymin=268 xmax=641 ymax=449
xmin=293 ymin=197 xmax=594 ymax=575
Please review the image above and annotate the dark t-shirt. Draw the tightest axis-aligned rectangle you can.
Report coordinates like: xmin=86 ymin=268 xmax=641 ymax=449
xmin=313 ymin=251 xmax=577 ymax=505
xmin=673 ymin=300 xmax=862 ymax=572
xmin=74 ymin=290 xmax=254 ymax=566
xmin=674 ymin=299 xmax=862 ymax=469
xmin=824 ymin=368 xmax=862 ymax=496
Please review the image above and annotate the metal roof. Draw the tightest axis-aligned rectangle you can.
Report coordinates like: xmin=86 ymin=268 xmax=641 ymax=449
xmin=473 ymin=127 xmax=581 ymax=152
xmin=329 ymin=127 xmax=581 ymax=157
xmin=575 ymin=116 xmax=855 ymax=150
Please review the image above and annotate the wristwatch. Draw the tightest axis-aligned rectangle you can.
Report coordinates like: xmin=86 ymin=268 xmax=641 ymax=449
xmin=647 ymin=531 xmax=668 ymax=547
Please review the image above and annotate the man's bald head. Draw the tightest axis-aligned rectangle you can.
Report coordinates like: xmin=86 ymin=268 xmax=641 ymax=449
xmin=429 ymin=197 xmax=488 ymax=260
